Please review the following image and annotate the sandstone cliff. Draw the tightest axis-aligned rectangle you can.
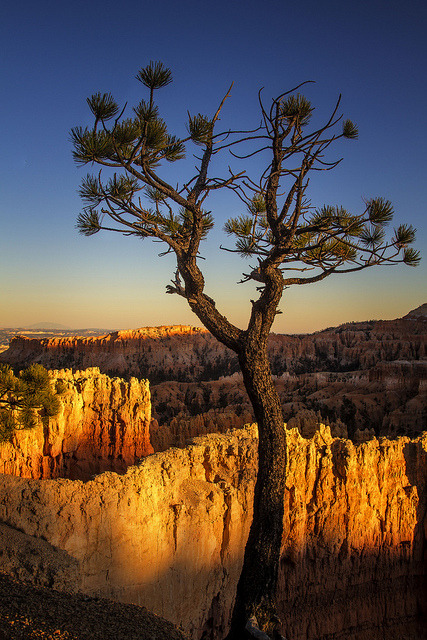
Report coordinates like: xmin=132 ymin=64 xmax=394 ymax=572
xmin=0 ymin=325 xmax=216 ymax=381
xmin=1 ymin=426 xmax=426 ymax=640
xmin=1 ymin=315 xmax=425 ymax=440
xmin=0 ymin=368 xmax=153 ymax=480
xmin=2 ymin=317 xmax=425 ymax=381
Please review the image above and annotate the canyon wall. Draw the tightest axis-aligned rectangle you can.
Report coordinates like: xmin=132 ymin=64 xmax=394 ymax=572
xmin=2 ymin=317 xmax=425 ymax=382
xmin=2 ymin=315 xmax=425 ymax=439
xmin=0 ymin=368 xmax=153 ymax=480
xmin=1 ymin=426 xmax=426 ymax=640
xmin=0 ymin=325 xmax=218 ymax=381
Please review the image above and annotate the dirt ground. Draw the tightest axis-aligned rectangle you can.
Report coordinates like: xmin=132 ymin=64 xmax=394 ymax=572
xmin=0 ymin=572 xmax=188 ymax=640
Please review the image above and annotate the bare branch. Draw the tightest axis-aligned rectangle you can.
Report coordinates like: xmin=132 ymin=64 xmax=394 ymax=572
xmin=212 ymin=82 xmax=234 ymax=124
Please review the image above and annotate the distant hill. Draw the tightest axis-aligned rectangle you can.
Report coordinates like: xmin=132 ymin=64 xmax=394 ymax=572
xmin=404 ymin=303 xmax=427 ymax=319
xmin=28 ymin=322 xmax=72 ymax=330
xmin=0 ymin=327 xmax=112 ymax=354
xmin=2 ymin=309 xmax=426 ymax=378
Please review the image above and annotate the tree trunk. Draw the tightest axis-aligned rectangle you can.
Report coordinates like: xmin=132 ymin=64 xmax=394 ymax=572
xmin=225 ymin=339 xmax=287 ymax=639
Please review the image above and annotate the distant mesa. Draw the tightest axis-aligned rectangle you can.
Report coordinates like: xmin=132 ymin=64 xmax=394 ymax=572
xmin=109 ymin=325 xmax=207 ymax=340
xmin=0 ymin=326 xmax=112 ymax=355
xmin=28 ymin=322 xmax=72 ymax=330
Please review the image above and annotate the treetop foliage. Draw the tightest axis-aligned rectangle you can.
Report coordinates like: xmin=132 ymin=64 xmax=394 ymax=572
xmin=71 ymin=61 xmax=420 ymax=324
xmin=0 ymin=364 xmax=62 ymax=443
xmin=136 ymin=61 xmax=173 ymax=90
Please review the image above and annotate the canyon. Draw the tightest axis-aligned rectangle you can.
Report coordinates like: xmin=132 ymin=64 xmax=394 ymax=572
xmin=3 ymin=314 xmax=426 ymax=385
xmin=2 ymin=308 xmax=425 ymax=441
xmin=0 ymin=307 xmax=426 ymax=638
xmin=0 ymin=366 xmax=426 ymax=639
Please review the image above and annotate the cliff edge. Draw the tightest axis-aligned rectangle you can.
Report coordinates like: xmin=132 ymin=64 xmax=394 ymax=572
xmin=1 ymin=425 xmax=426 ymax=640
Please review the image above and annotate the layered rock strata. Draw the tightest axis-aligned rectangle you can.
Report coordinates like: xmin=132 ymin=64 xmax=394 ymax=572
xmin=0 ymin=368 xmax=153 ymax=480
xmin=0 ymin=426 xmax=426 ymax=640
xmin=0 ymin=325 xmax=215 ymax=381
xmin=150 ymin=406 xmax=254 ymax=451
xmin=2 ymin=315 xmax=425 ymax=439
xmin=150 ymin=360 xmax=426 ymax=441
xmin=2 ymin=317 xmax=425 ymax=382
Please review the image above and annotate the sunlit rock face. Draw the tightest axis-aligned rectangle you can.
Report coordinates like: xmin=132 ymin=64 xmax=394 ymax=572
xmin=2 ymin=315 xmax=425 ymax=381
xmin=0 ymin=325 xmax=217 ymax=381
xmin=278 ymin=428 xmax=427 ymax=640
xmin=0 ymin=368 xmax=153 ymax=480
xmin=1 ymin=425 xmax=426 ymax=640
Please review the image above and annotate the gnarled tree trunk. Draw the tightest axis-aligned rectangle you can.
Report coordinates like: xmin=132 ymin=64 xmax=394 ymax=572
xmin=226 ymin=338 xmax=287 ymax=639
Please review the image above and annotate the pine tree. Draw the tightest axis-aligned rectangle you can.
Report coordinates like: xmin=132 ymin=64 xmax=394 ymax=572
xmin=0 ymin=364 xmax=62 ymax=442
xmin=71 ymin=62 xmax=420 ymax=639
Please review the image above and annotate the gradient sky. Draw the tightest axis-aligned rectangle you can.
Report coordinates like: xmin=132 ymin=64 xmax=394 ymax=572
xmin=1 ymin=0 xmax=426 ymax=333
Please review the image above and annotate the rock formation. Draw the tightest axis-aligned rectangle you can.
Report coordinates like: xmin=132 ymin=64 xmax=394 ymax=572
xmin=1 ymin=311 xmax=425 ymax=637
xmin=0 ymin=368 xmax=153 ymax=480
xmin=404 ymin=303 xmax=427 ymax=319
xmin=2 ymin=316 xmax=425 ymax=382
xmin=150 ymin=406 xmax=254 ymax=451
xmin=1 ymin=312 xmax=425 ymax=440
xmin=1 ymin=425 xmax=426 ymax=640
xmin=0 ymin=325 xmax=217 ymax=381
xmin=150 ymin=359 xmax=426 ymax=441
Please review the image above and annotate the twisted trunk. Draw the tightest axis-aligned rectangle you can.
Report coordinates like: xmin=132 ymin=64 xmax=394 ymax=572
xmin=178 ymin=259 xmax=286 ymax=639
xmin=226 ymin=337 xmax=287 ymax=639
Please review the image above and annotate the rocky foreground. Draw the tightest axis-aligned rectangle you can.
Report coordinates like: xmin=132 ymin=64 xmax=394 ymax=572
xmin=0 ymin=571 xmax=187 ymax=640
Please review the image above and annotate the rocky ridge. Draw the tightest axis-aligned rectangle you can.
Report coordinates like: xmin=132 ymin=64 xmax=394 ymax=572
xmin=0 ymin=325 xmax=212 ymax=381
xmin=405 ymin=303 xmax=427 ymax=319
xmin=1 ymin=313 xmax=425 ymax=440
xmin=1 ymin=425 xmax=426 ymax=640
xmin=2 ymin=316 xmax=425 ymax=381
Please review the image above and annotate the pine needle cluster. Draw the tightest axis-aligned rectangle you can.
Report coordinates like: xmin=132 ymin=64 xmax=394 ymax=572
xmin=71 ymin=61 xmax=420 ymax=297
xmin=0 ymin=364 xmax=62 ymax=442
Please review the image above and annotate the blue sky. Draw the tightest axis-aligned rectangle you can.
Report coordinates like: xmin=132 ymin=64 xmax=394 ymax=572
xmin=1 ymin=0 xmax=426 ymax=332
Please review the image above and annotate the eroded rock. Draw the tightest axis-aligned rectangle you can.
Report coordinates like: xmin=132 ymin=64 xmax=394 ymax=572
xmin=0 ymin=368 xmax=153 ymax=480
xmin=0 ymin=426 xmax=426 ymax=640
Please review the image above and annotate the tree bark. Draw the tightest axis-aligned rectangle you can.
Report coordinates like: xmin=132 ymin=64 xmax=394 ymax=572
xmin=225 ymin=337 xmax=287 ymax=639
xmin=178 ymin=260 xmax=287 ymax=639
